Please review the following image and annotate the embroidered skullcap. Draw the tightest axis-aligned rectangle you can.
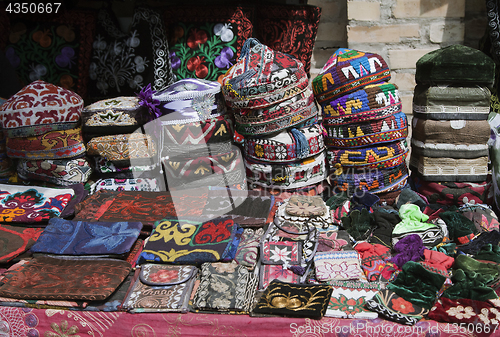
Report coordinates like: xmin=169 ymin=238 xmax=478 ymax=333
xmin=1 ymin=80 xmax=83 ymax=138
xmin=313 ymin=48 xmax=391 ymax=106
xmin=221 ymin=38 xmax=309 ymax=109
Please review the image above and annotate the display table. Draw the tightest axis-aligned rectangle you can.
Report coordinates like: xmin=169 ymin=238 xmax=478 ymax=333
xmin=0 ymin=306 xmax=489 ymax=337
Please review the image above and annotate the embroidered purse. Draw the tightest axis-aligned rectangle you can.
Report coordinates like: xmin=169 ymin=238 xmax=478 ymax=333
xmin=123 ymin=264 xmax=197 ymax=313
xmin=192 ymin=262 xmax=258 ymax=313
xmin=314 ymin=250 xmax=364 ymax=282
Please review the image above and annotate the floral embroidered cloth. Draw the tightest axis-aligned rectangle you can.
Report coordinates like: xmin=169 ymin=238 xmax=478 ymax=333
xmin=192 ymin=262 xmax=258 ymax=313
xmin=30 ymin=218 xmax=142 ymax=256
xmin=252 ymin=280 xmax=333 ymax=318
xmin=139 ymin=217 xmax=243 ymax=265
xmin=123 ymin=264 xmax=197 ymax=313
xmin=0 ymin=256 xmax=131 ymax=301
xmin=0 ymin=184 xmax=74 ymax=223
xmin=314 ymin=250 xmax=364 ymax=282
xmin=326 ymin=280 xmax=385 ymax=319
xmin=428 ymin=297 xmax=500 ymax=326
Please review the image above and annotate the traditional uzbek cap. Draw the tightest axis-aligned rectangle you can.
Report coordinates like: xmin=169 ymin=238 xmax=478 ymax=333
xmin=221 ymin=38 xmax=309 ymax=109
xmin=313 ymin=48 xmax=391 ymax=106
xmin=6 ymin=127 xmax=86 ymax=160
xmin=415 ymin=45 xmax=496 ymax=86
xmin=412 ymin=84 xmax=491 ymax=120
xmin=243 ymin=123 xmax=325 ymax=163
xmin=82 ymin=96 xmax=151 ymax=135
xmin=234 ymin=87 xmax=318 ymax=136
xmin=409 ymin=154 xmax=489 ymax=182
xmin=1 ymin=80 xmax=83 ymax=138
xmin=152 ymin=78 xmax=226 ymax=122
xmin=17 ymin=158 xmax=92 ymax=186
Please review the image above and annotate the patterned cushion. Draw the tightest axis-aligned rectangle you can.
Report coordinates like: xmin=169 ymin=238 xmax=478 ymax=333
xmin=324 ymin=111 xmax=408 ymax=148
xmin=252 ymin=5 xmax=321 ymax=75
xmin=313 ymin=48 xmax=391 ymax=106
xmin=86 ymin=132 xmax=157 ymax=166
xmin=30 ymin=218 xmax=142 ymax=256
xmin=82 ymin=96 xmax=151 ymax=135
xmin=245 ymin=151 xmax=327 ymax=190
xmin=163 ymin=6 xmax=253 ymax=82
xmin=314 ymin=250 xmax=364 ymax=282
xmin=322 ymin=82 xmax=401 ymax=125
xmin=244 ymin=123 xmax=325 ymax=163
xmin=0 ymin=183 xmax=74 ymax=222
xmin=17 ymin=157 xmax=92 ymax=186
xmin=0 ymin=10 xmax=96 ymax=99
xmin=88 ymin=7 xmax=174 ymax=100
xmin=0 ymin=80 xmax=83 ymax=138
xmin=412 ymin=84 xmax=491 ymax=120
xmin=221 ymin=38 xmax=309 ymax=109
xmin=6 ymin=127 xmax=85 ymax=160
xmin=415 ymin=45 xmax=496 ymax=86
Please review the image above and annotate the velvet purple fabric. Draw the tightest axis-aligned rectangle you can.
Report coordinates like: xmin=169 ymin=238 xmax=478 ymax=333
xmin=389 ymin=234 xmax=425 ymax=268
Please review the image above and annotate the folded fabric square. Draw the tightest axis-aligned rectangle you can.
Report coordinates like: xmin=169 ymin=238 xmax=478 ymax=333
xmin=90 ymin=178 xmax=160 ymax=194
xmin=123 ymin=264 xmax=197 ymax=313
xmin=0 ymin=184 xmax=74 ymax=223
xmin=415 ymin=45 xmax=495 ymax=86
xmin=314 ymin=250 xmax=364 ymax=282
xmin=234 ymin=87 xmax=318 ymax=137
xmin=0 ymin=80 xmax=83 ymax=138
xmin=139 ymin=217 xmax=243 ymax=264
xmin=222 ymin=38 xmax=309 ymax=109
xmin=0 ymin=224 xmax=43 ymax=263
xmin=0 ymin=256 xmax=131 ymax=301
xmin=192 ymin=262 xmax=258 ymax=313
xmin=82 ymin=96 xmax=152 ymax=135
xmin=313 ymin=48 xmax=391 ymax=106
xmin=354 ymin=242 xmax=391 ymax=282
xmin=326 ymin=280 xmax=385 ymax=319
xmin=365 ymin=289 xmax=429 ymax=325
xmin=17 ymin=158 xmax=92 ymax=186
xmin=252 ymin=280 xmax=333 ymax=318
xmin=30 ymin=218 xmax=142 ymax=256
xmin=86 ymin=133 xmax=157 ymax=167
xmin=6 ymin=127 xmax=86 ymax=160
xmin=243 ymin=123 xmax=325 ymax=163
xmin=261 ymin=241 xmax=301 ymax=266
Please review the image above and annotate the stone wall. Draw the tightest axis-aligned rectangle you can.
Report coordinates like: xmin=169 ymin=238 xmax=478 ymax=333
xmin=308 ymin=0 xmax=488 ymax=115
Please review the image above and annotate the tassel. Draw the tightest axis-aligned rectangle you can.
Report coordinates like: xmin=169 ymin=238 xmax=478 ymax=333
xmin=240 ymin=38 xmax=261 ymax=59
xmin=290 ymin=128 xmax=310 ymax=159
xmin=289 ymin=265 xmax=306 ymax=276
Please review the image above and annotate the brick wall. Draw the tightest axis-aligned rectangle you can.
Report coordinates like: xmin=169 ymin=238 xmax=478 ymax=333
xmin=308 ymin=0 xmax=488 ymax=115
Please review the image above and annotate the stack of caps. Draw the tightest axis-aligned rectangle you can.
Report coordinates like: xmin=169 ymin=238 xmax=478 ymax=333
xmin=222 ymin=38 xmax=327 ymax=195
xmin=82 ymin=95 xmax=160 ymax=193
xmin=313 ymin=48 xmax=409 ymax=196
xmin=152 ymin=78 xmax=246 ymax=191
xmin=0 ymin=97 xmax=15 ymax=182
xmin=409 ymin=45 xmax=495 ymax=204
xmin=0 ymin=80 xmax=92 ymax=187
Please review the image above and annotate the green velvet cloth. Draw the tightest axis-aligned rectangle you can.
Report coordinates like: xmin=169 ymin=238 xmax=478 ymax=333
xmin=415 ymin=44 xmax=495 ymax=86
xmin=439 ymin=210 xmax=478 ymax=243
xmin=392 ymin=204 xmax=435 ymax=235
xmin=341 ymin=208 xmax=374 ymax=241
xmin=386 ymin=261 xmax=446 ymax=310
xmin=442 ymin=255 xmax=499 ymax=301
xmin=474 ymin=243 xmax=500 ymax=263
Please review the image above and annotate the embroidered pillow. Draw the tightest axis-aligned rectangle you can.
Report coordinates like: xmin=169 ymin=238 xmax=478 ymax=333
xmin=88 ymin=7 xmax=174 ymax=101
xmin=252 ymin=5 xmax=321 ymax=75
xmin=0 ymin=10 xmax=96 ymax=99
xmin=163 ymin=6 xmax=253 ymax=82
